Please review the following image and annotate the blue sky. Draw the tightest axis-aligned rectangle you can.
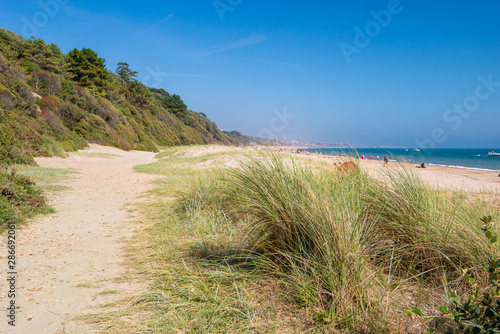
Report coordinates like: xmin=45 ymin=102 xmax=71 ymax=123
xmin=2 ymin=0 xmax=500 ymax=147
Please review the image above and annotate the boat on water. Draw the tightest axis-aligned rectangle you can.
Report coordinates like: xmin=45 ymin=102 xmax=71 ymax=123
xmin=487 ymin=151 xmax=500 ymax=157
xmin=412 ymin=148 xmax=420 ymax=152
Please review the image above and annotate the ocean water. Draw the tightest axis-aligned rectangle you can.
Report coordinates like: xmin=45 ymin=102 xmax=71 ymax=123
xmin=304 ymin=148 xmax=500 ymax=172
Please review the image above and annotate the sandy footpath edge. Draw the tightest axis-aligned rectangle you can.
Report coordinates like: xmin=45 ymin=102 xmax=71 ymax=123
xmin=0 ymin=144 xmax=158 ymax=333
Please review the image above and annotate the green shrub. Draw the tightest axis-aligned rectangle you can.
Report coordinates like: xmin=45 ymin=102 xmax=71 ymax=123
xmin=35 ymin=136 xmax=66 ymax=157
xmin=0 ymin=166 xmax=48 ymax=232
xmin=0 ymin=122 xmax=36 ymax=165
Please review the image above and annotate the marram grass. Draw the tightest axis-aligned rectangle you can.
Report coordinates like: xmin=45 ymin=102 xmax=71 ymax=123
xmin=365 ymin=166 xmax=496 ymax=280
xmin=178 ymin=151 xmax=499 ymax=331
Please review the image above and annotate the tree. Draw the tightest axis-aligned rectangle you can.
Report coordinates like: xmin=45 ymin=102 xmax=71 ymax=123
xmin=163 ymin=94 xmax=187 ymax=116
xmin=115 ymin=62 xmax=137 ymax=83
xmin=67 ymin=48 xmax=109 ymax=96
xmin=24 ymin=37 xmax=64 ymax=73
xmin=126 ymin=81 xmax=153 ymax=108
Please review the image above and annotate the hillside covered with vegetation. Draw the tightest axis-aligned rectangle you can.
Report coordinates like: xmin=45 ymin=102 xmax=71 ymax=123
xmin=0 ymin=28 xmax=249 ymax=165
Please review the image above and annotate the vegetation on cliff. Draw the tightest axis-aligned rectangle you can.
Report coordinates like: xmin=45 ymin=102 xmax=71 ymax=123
xmin=0 ymin=28 xmax=248 ymax=165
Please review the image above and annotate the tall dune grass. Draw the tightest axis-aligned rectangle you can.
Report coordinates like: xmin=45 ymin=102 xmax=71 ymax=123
xmin=365 ymin=167 xmax=495 ymax=280
xmin=221 ymin=154 xmax=379 ymax=326
xmin=178 ymin=151 xmax=499 ymax=331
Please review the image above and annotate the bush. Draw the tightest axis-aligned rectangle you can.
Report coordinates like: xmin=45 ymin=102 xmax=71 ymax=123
xmin=58 ymin=101 xmax=85 ymax=125
xmin=39 ymin=95 xmax=61 ymax=112
xmin=0 ymin=166 xmax=48 ymax=232
xmin=0 ymin=122 xmax=36 ymax=165
xmin=221 ymin=153 xmax=382 ymax=328
xmin=35 ymin=136 xmax=66 ymax=157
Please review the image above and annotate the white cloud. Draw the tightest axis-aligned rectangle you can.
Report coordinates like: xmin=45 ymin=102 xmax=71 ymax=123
xmin=142 ymin=13 xmax=175 ymax=34
xmin=201 ymin=34 xmax=268 ymax=57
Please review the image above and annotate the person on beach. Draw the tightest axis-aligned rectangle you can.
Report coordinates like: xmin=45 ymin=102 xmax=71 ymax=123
xmin=384 ymin=156 xmax=389 ymax=166
xmin=420 ymin=163 xmax=426 ymax=168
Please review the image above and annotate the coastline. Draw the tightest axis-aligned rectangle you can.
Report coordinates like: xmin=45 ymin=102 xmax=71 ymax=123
xmin=314 ymin=151 xmax=500 ymax=193
xmin=362 ymin=158 xmax=500 ymax=193
xmin=252 ymin=146 xmax=500 ymax=194
xmin=301 ymin=148 xmax=500 ymax=172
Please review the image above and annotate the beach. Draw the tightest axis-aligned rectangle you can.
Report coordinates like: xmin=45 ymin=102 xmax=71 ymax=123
xmin=362 ymin=157 xmax=500 ymax=193
xmin=253 ymin=146 xmax=500 ymax=194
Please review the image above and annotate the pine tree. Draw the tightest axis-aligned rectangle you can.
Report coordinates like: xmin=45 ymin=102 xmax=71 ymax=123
xmin=67 ymin=48 xmax=109 ymax=96
xmin=25 ymin=37 xmax=64 ymax=73
xmin=115 ymin=62 xmax=138 ymax=83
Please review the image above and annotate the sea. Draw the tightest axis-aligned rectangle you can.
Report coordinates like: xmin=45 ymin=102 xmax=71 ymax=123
xmin=303 ymin=148 xmax=500 ymax=172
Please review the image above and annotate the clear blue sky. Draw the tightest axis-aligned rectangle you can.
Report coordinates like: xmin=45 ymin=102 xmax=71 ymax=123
xmin=2 ymin=0 xmax=500 ymax=148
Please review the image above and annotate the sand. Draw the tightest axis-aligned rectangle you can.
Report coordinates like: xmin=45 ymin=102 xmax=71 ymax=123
xmin=0 ymin=144 xmax=158 ymax=334
xmin=362 ymin=158 xmax=499 ymax=194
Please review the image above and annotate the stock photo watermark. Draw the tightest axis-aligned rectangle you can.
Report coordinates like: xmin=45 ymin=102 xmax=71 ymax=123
xmin=6 ymin=221 xmax=17 ymax=327
xmin=213 ymin=0 xmax=243 ymax=21
xmin=414 ymin=74 xmax=499 ymax=154
xmin=340 ymin=0 xmax=412 ymax=64
xmin=258 ymin=106 xmax=296 ymax=140
xmin=142 ymin=65 xmax=170 ymax=87
xmin=21 ymin=0 xmax=70 ymax=38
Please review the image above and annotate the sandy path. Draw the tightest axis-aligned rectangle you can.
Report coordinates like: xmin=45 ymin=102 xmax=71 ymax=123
xmin=0 ymin=145 xmax=158 ymax=333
